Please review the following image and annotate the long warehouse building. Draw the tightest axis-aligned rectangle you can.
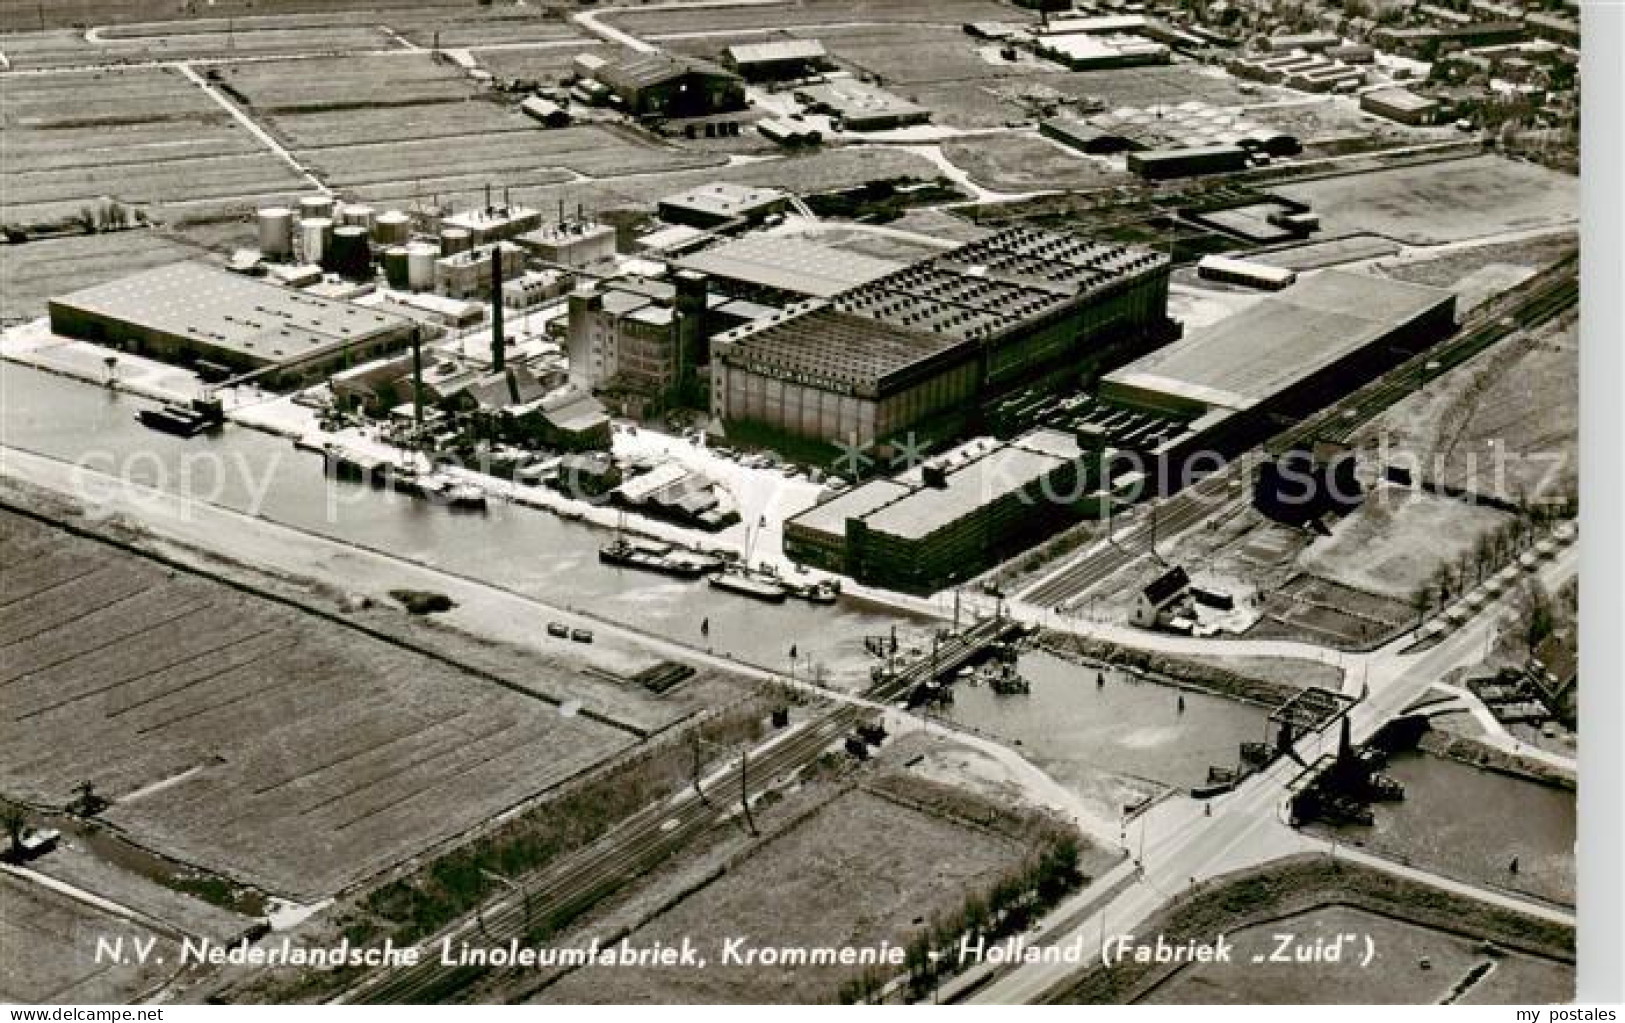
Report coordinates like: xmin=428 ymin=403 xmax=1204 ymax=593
xmin=1098 ymin=268 xmax=1456 ymax=487
xmin=47 ymin=261 xmax=418 ymax=386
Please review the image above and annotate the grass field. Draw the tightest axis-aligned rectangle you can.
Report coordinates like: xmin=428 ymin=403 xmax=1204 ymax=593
xmin=535 ymin=785 xmax=1037 ymax=1004
xmin=1141 ymin=904 xmax=1572 ymax=1004
xmin=605 ymin=0 xmax=1023 ymax=36
xmin=220 ymin=52 xmax=479 ymax=114
xmin=0 ymin=65 xmax=306 ymax=226
xmin=0 ymin=230 xmax=204 ymax=321
xmin=1275 ymin=155 xmax=1580 ymax=245
xmin=0 ymin=509 xmax=633 ymax=899
xmin=1297 ymin=487 xmax=1513 ymax=602
xmin=0 ymin=872 xmax=176 ymax=1003
xmin=941 ymin=134 xmax=1127 ymax=192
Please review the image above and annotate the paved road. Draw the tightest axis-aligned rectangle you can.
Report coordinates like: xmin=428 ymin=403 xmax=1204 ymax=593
xmin=954 ymin=540 xmax=1579 ymax=1004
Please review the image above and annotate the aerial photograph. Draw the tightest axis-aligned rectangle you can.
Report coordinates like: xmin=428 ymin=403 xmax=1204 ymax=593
xmin=0 ymin=0 xmax=1597 ymax=1009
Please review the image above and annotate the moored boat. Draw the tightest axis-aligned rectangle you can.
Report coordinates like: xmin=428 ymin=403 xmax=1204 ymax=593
xmin=708 ymin=564 xmax=789 ymax=602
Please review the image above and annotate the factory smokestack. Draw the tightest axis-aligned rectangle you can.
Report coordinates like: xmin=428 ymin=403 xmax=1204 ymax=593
xmin=490 ymin=247 xmax=505 ymax=374
xmin=411 ymin=327 xmax=424 ymax=433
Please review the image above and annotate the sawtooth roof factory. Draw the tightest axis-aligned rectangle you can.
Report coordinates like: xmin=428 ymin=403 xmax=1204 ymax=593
xmin=47 ymin=261 xmax=417 ymax=386
xmin=709 ymin=226 xmax=1174 ymax=449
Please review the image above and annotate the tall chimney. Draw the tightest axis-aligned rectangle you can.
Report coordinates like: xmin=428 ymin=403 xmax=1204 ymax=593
xmin=489 ymin=247 xmax=505 ymax=373
xmin=484 ymin=182 xmax=493 ymax=214
xmin=410 ymin=327 xmax=424 ymax=433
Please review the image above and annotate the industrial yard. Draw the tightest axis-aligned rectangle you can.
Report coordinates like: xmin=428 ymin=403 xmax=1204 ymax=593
xmin=0 ymin=0 xmax=1587 ymax=1008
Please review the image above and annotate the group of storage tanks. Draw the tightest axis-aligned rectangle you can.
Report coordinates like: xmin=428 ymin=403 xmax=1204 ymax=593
xmin=255 ymin=196 xmax=476 ymax=291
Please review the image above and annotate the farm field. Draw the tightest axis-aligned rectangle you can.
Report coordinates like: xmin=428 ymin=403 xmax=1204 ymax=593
xmin=476 ymin=43 xmax=612 ymax=83
xmin=0 ymin=872 xmax=177 ymax=1003
xmin=1141 ymin=904 xmax=1571 ymax=1004
xmin=0 ymin=5 xmax=578 ymax=65
xmin=0 ymin=65 xmax=306 ymax=226
xmin=219 ymin=52 xmax=480 ymax=114
xmin=941 ymin=134 xmax=1127 ymax=192
xmin=0 ymin=230 xmax=204 ymax=321
xmin=604 ymin=0 xmax=1024 ymax=36
xmin=0 ymin=508 xmax=635 ymax=899
xmin=535 ymin=783 xmax=1045 ymax=1004
xmin=1274 ymin=155 xmax=1580 ymax=245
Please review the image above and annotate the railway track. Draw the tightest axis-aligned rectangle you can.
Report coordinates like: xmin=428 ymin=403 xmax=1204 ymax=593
xmin=350 ymin=703 xmax=863 ymax=1004
xmin=350 ymin=621 xmax=1019 ymax=1002
xmin=1020 ymin=259 xmax=1578 ymax=610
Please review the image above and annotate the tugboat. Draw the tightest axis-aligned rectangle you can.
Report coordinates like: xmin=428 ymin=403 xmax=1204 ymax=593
xmin=135 ymin=395 xmax=224 ymax=437
xmin=785 ymin=578 xmax=841 ymax=605
xmin=415 ymin=473 xmax=488 ymax=511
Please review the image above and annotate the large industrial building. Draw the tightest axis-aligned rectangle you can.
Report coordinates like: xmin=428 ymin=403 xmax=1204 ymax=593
xmin=721 ymin=39 xmax=829 ymax=80
xmin=656 ymin=182 xmax=790 ymax=229
xmin=566 ymin=272 xmax=710 ymax=412
xmin=1098 ymin=269 xmax=1456 ymax=479
xmin=711 ymin=303 xmax=981 ymax=446
xmin=710 ymin=226 xmax=1174 ymax=447
xmin=47 ymin=261 xmax=417 ymax=385
xmin=794 ymin=80 xmax=931 ymax=131
xmin=783 ymin=428 xmax=1104 ymax=593
xmin=674 ymin=234 xmax=904 ymax=301
xmin=594 ymin=52 xmax=746 ymax=118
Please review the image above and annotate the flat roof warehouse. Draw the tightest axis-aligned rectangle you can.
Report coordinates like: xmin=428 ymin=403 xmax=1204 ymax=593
xmin=48 ymin=262 xmax=414 ymax=375
xmin=1101 ymin=269 xmax=1454 ymax=413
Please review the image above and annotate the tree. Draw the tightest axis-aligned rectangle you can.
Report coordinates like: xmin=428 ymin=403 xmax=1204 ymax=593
xmin=1521 ymin=581 xmax=1556 ymax=655
xmin=2 ymin=807 xmax=26 ymax=860
xmin=1410 ymin=583 xmax=1433 ymax=625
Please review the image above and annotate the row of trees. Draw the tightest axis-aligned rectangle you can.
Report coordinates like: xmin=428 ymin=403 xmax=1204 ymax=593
xmin=838 ymin=834 xmax=1083 ymax=1004
xmin=1409 ymin=498 xmax=1574 ymax=629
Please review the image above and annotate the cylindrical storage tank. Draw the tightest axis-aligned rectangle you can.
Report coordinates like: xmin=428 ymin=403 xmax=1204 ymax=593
xmin=383 ymin=246 xmax=410 ymax=289
xmin=374 ymin=210 xmax=411 ymax=246
xmin=301 ymin=217 xmax=334 ymax=267
xmin=406 ymin=242 xmax=438 ymax=291
xmin=340 ymin=204 xmax=376 ymax=232
xmin=439 ymin=227 xmax=471 ymax=256
xmin=257 ymin=207 xmax=294 ymax=260
xmin=330 ymin=224 xmax=371 ymax=279
xmin=298 ymin=194 xmax=335 ymax=221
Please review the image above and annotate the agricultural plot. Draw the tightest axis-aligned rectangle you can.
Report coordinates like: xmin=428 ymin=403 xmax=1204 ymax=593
xmin=0 ymin=510 xmax=633 ymax=899
xmin=1275 ymin=155 xmax=1580 ymax=245
xmin=219 ymin=52 xmax=478 ymax=113
xmin=477 ymin=44 xmax=612 ymax=84
xmin=295 ymin=123 xmax=720 ymax=203
xmin=0 ymin=230 xmax=204 ymax=321
xmin=801 ymin=24 xmax=1035 ymax=86
xmin=0 ymin=66 xmax=306 ymax=226
xmin=536 ymin=787 xmax=1032 ymax=1004
xmin=0 ymin=873 xmax=177 ymax=1004
xmin=605 ymin=0 xmax=1024 ymax=36
xmin=1142 ymin=904 xmax=1571 ymax=1004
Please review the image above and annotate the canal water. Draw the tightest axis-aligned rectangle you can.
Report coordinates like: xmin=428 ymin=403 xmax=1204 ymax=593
xmin=3 ymin=362 xmax=1269 ymax=796
xmin=945 ymin=650 xmax=1269 ymax=792
xmin=1326 ymin=750 xmax=1576 ymax=906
